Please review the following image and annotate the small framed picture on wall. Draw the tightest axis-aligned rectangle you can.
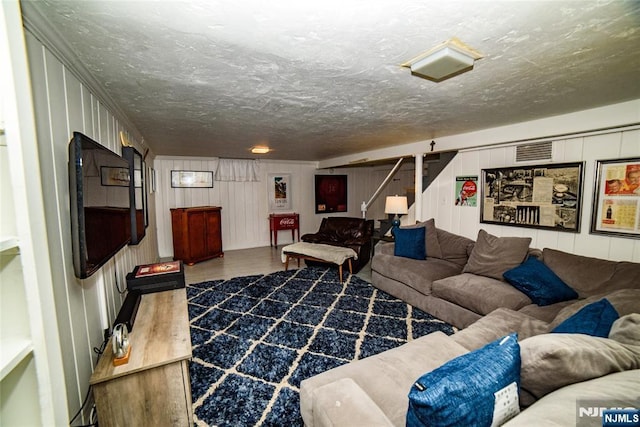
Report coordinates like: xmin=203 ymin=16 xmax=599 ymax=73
xmin=590 ymin=157 xmax=640 ymax=239
xmin=268 ymin=173 xmax=292 ymax=210
xmin=315 ymin=175 xmax=347 ymax=213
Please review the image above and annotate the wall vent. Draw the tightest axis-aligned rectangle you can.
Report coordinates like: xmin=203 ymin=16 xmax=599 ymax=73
xmin=515 ymin=141 xmax=552 ymax=162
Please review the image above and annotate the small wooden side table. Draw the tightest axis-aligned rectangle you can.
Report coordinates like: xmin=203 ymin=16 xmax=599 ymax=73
xmin=269 ymin=213 xmax=300 ymax=248
xmin=371 ymin=230 xmax=394 ymax=255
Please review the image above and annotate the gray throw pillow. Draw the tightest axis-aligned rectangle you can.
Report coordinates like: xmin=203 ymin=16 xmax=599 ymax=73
xmin=401 ymin=218 xmax=443 ymax=259
xmin=608 ymin=313 xmax=640 ymax=346
xmin=462 ymin=229 xmax=531 ymax=280
xmin=519 ymin=317 xmax=640 ymax=401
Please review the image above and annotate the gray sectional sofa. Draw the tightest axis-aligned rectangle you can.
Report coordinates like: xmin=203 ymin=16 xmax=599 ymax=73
xmin=371 ymin=219 xmax=640 ymax=328
xmin=300 ymin=220 xmax=640 ymax=426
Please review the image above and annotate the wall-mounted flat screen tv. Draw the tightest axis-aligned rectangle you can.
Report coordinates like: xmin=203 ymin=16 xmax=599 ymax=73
xmin=69 ymin=132 xmax=131 ymax=278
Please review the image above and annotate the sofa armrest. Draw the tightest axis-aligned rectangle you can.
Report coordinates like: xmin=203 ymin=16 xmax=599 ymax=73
xmin=300 ymin=332 xmax=468 ymax=426
xmin=301 ymin=232 xmax=335 ymax=243
xmin=310 ymin=378 xmax=394 ymax=427
xmin=375 ymin=241 xmax=395 ymax=256
xmin=343 ymin=237 xmax=370 ymax=246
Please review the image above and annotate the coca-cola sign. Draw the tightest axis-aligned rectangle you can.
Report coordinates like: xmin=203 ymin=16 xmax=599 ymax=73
xmin=279 ymin=218 xmax=295 ymax=226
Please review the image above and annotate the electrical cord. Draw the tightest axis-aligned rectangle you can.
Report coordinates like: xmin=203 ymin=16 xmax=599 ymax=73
xmin=113 ymin=257 xmax=126 ymax=294
xmin=93 ymin=334 xmax=109 ymax=360
xmin=71 ymin=336 xmax=110 ymax=426
xmin=68 ymin=385 xmax=92 ymax=426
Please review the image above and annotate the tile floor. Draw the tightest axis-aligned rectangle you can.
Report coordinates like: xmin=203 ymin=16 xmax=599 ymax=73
xmin=182 ymin=245 xmax=372 ymax=284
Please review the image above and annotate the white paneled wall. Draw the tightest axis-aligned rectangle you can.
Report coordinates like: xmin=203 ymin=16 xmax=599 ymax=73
xmin=423 ymin=129 xmax=640 ymax=262
xmin=155 ymin=156 xmax=413 ymax=257
xmin=154 ymin=158 xmax=413 ymax=258
xmin=25 ymin=32 xmax=159 ymax=420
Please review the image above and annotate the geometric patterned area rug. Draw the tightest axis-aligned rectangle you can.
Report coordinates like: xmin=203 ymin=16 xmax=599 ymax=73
xmin=187 ymin=266 xmax=456 ymax=426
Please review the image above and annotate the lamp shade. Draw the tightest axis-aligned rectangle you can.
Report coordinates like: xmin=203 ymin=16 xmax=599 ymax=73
xmin=385 ymin=195 xmax=408 ymax=215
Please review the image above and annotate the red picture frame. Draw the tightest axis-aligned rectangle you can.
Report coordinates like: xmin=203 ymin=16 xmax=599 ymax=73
xmin=315 ymin=175 xmax=347 ymax=213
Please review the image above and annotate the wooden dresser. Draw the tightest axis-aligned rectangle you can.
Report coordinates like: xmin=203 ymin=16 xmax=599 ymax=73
xmin=90 ymin=289 xmax=193 ymax=426
xmin=171 ymin=206 xmax=223 ymax=265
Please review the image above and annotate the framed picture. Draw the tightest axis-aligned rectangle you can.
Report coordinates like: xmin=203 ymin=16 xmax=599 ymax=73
xmin=100 ymin=166 xmax=130 ymax=187
xmin=268 ymin=173 xmax=292 ymax=210
xmin=148 ymin=166 xmax=156 ymax=193
xmin=171 ymin=170 xmax=213 ymax=188
xmin=481 ymin=162 xmax=584 ymax=232
xmin=315 ymin=175 xmax=347 ymax=213
xmin=590 ymin=157 xmax=640 ymax=239
xmin=455 ymin=176 xmax=478 ymax=206
xmin=133 ymin=169 xmax=142 ymax=188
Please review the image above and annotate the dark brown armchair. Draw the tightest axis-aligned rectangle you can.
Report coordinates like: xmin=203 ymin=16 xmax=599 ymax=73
xmin=301 ymin=217 xmax=374 ymax=273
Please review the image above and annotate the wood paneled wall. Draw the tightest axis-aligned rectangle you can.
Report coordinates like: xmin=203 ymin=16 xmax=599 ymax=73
xmin=25 ymin=33 xmax=159 ymax=419
xmin=423 ymin=129 xmax=640 ymax=262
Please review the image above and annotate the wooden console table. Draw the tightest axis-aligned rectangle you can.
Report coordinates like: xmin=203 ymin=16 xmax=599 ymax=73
xmin=90 ymin=289 xmax=193 ymax=426
xmin=269 ymin=213 xmax=299 ymax=248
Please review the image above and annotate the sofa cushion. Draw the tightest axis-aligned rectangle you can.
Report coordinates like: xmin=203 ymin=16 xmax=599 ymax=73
xmin=517 ymin=300 xmax=575 ymax=324
xmin=371 ymin=252 xmax=463 ymax=296
xmin=463 ymin=230 xmax=531 ymax=280
xmin=393 ymin=227 xmax=426 ymax=260
xmin=407 ymin=334 xmax=521 ymax=427
xmin=551 ymin=298 xmax=619 ymax=337
xmin=519 ymin=317 xmax=640 ymax=401
xmin=452 ymin=308 xmax=548 ymax=351
xmin=432 ymin=273 xmax=532 ymax=315
xmin=503 ymin=257 xmax=578 ymax=306
xmin=541 ymin=248 xmax=640 ymax=297
xmin=548 ymin=288 xmax=640 ymax=331
xmin=435 ymin=228 xmax=475 ymax=267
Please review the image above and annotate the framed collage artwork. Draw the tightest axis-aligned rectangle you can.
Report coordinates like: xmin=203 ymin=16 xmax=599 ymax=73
xmin=481 ymin=162 xmax=584 ymax=232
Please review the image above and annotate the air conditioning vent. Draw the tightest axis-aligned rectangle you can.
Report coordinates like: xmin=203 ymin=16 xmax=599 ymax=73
xmin=516 ymin=141 xmax=552 ymax=162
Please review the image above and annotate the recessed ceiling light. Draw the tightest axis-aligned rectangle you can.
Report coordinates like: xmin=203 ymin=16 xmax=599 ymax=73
xmin=402 ymin=38 xmax=483 ymax=82
xmin=251 ymin=146 xmax=270 ymax=154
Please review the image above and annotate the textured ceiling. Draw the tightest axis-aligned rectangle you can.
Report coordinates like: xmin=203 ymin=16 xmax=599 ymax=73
xmin=22 ymin=0 xmax=640 ymax=162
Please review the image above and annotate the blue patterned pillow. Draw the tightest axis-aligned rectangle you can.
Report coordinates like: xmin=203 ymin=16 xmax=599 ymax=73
xmin=503 ymin=257 xmax=578 ymax=306
xmin=407 ymin=334 xmax=521 ymax=427
xmin=393 ymin=227 xmax=426 ymax=260
xmin=552 ymin=299 xmax=619 ymax=337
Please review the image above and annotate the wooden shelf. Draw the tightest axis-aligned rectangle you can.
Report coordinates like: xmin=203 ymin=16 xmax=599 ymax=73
xmin=0 ymin=338 xmax=33 ymax=381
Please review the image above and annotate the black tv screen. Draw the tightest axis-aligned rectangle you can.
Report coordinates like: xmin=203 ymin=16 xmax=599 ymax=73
xmin=69 ymin=132 xmax=131 ymax=278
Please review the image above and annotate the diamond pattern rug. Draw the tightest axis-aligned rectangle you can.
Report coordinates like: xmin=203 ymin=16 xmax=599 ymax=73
xmin=187 ymin=267 xmax=455 ymax=426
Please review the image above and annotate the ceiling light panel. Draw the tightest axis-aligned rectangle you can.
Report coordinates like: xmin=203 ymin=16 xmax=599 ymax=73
xmin=251 ymin=146 xmax=270 ymax=154
xmin=403 ymin=38 xmax=484 ymax=82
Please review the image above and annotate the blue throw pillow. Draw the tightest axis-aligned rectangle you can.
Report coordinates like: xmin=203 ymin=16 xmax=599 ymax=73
xmin=407 ymin=334 xmax=521 ymax=427
xmin=393 ymin=227 xmax=426 ymax=260
xmin=503 ymin=257 xmax=578 ymax=306
xmin=552 ymin=299 xmax=619 ymax=337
